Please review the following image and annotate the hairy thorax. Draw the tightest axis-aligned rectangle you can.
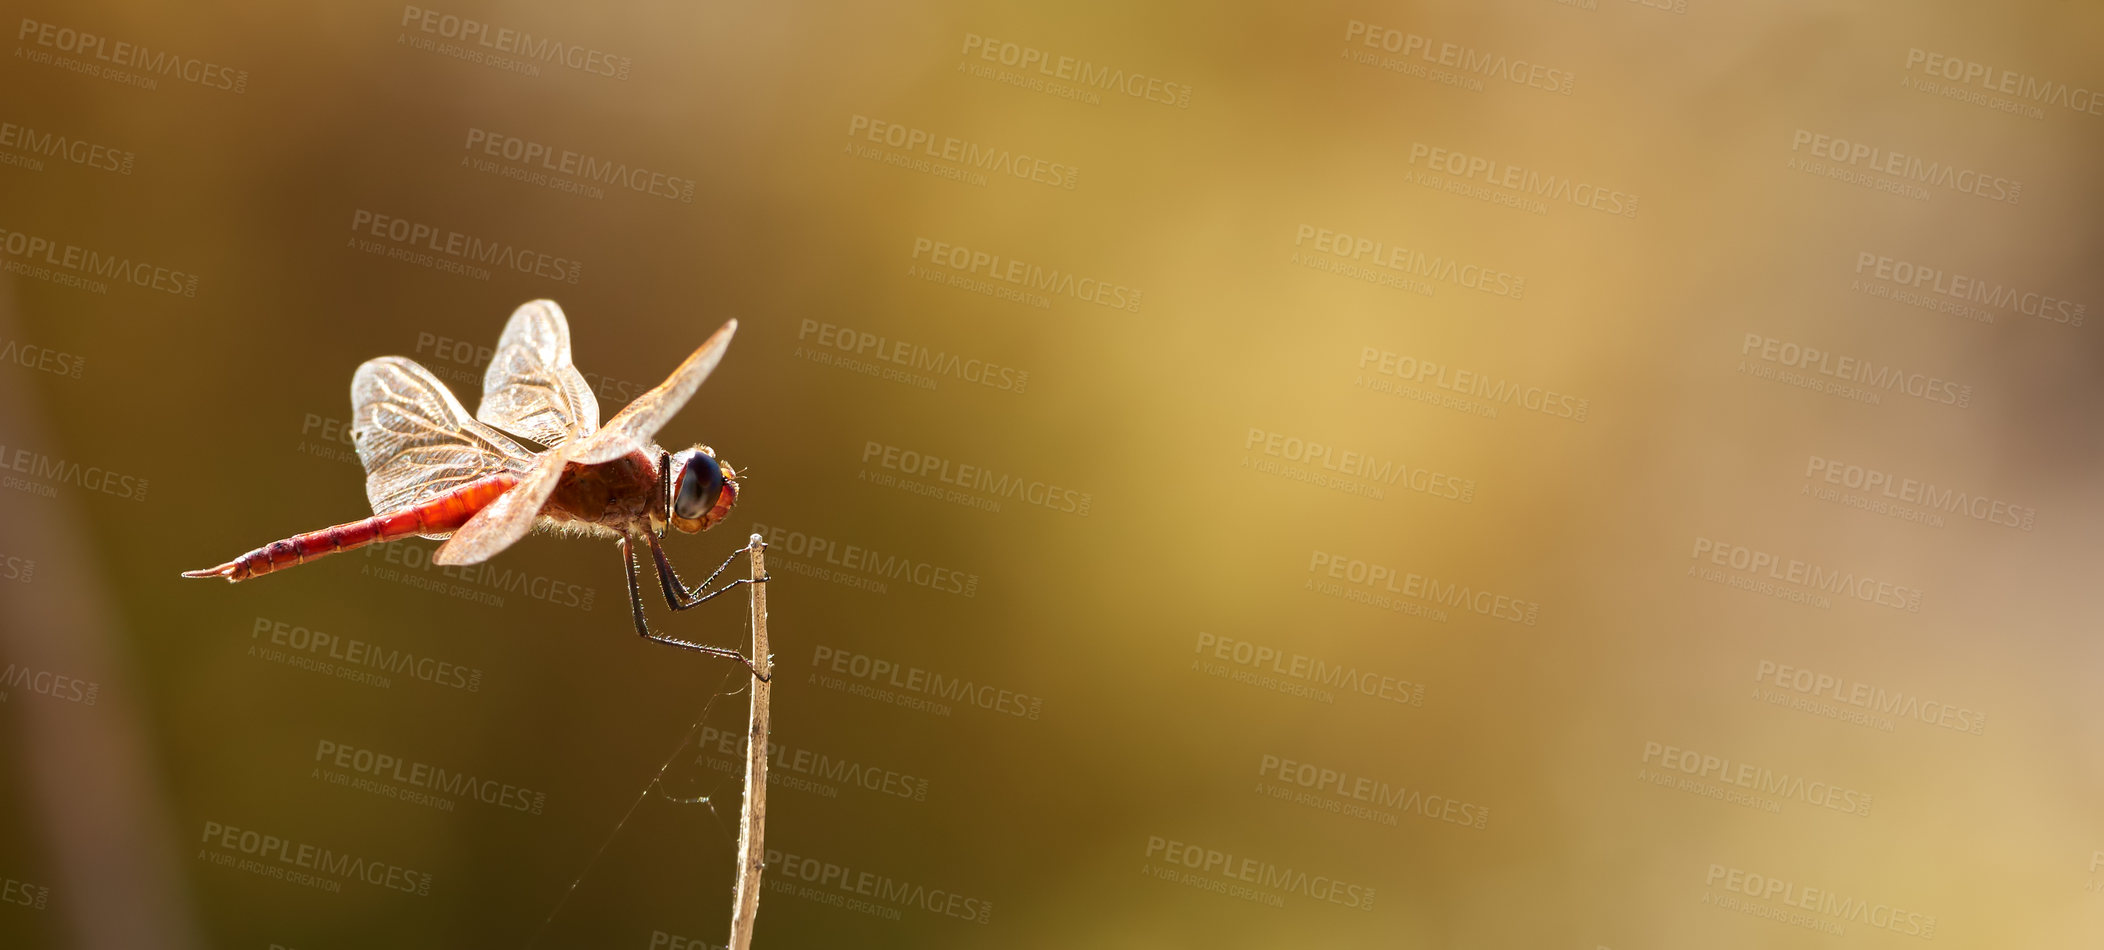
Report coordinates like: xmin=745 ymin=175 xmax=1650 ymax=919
xmin=541 ymin=450 xmax=660 ymax=538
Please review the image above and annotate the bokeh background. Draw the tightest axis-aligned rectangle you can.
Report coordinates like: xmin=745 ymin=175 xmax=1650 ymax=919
xmin=3 ymin=0 xmax=2102 ymax=947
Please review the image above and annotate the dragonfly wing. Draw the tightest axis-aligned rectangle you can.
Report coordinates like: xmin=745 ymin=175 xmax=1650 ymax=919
xmin=574 ymin=318 xmax=737 ymax=464
xmin=477 ymin=299 xmax=601 ymax=447
xmin=432 ymin=447 xmax=569 ymax=566
xmin=352 ymin=356 xmax=538 ymax=519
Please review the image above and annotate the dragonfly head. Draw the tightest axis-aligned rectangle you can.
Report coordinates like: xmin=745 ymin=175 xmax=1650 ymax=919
xmin=668 ymin=445 xmax=738 ymax=534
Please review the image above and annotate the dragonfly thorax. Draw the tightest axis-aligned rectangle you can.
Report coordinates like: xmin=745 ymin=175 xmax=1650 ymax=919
xmin=540 ymin=450 xmax=661 ymax=537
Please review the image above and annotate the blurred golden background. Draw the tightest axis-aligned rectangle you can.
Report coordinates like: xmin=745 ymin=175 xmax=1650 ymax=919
xmin=2 ymin=0 xmax=2101 ymax=947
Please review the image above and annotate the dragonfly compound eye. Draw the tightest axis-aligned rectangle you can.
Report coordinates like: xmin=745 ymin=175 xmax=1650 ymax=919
xmin=672 ymin=449 xmax=727 ymax=527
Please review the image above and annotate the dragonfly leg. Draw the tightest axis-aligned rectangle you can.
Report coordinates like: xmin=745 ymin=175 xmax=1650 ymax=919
xmin=621 ymin=536 xmax=768 ymax=681
xmin=644 ymin=532 xmax=769 ymax=612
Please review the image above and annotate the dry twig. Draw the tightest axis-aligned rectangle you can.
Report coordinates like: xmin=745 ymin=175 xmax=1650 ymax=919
xmin=727 ymin=534 xmax=771 ymax=950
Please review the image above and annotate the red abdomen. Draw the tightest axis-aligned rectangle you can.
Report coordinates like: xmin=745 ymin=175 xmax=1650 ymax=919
xmin=182 ymin=474 xmax=519 ymax=583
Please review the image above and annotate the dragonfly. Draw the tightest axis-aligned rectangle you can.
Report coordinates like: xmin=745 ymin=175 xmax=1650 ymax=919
xmin=183 ymin=300 xmax=767 ymax=678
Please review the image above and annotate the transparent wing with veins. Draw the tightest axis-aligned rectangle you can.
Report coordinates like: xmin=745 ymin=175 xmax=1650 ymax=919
xmin=351 ymin=356 xmax=537 ymax=532
xmin=381 ymin=315 xmax=739 ymax=565
xmin=574 ymin=318 xmax=738 ymax=465
xmin=477 ymin=299 xmax=601 ymax=447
